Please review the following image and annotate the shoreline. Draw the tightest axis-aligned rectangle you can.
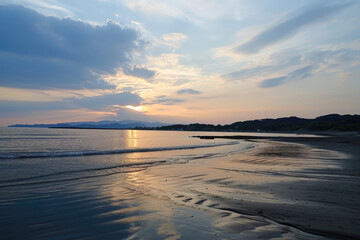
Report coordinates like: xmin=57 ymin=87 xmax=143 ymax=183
xmin=183 ymin=134 xmax=360 ymax=239
xmin=1 ymin=130 xmax=359 ymax=239
xmin=7 ymin=125 xmax=360 ymax=136
xmin=193 ymin=133 xmax=360 ymax=169
xmin=188 ymin=135 xmax=360 ymax=239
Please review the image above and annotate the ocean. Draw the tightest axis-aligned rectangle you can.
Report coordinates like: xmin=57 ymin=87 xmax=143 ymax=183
xmin=0 ymin=127 xmax=358 ymax=239
xmin=0 ymin=128 xmax=252 ymax=187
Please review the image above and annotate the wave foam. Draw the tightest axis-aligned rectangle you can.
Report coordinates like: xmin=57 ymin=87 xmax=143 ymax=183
xmin=0 ymin=141 xmax=239 ymax=159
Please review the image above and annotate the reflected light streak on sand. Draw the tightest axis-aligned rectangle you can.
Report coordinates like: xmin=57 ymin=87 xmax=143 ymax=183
xmin=101 ymin=167 xmax=182 ymax=239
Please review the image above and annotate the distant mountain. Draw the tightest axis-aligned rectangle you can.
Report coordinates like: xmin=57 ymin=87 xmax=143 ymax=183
xmin=9 ymin=114 xmax=360 ymax=132
xmin=157 ymin=114 xmax=360 ymax=132
xmin=9 ymin=120 xmax=169 ymax=129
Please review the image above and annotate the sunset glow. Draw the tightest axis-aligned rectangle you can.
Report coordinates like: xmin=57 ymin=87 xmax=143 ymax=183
xmin=0 ymin=1 xmax=359 ymax=126
xmin=125 ymin=105 xmax=146 ymax=112
xmin=1 ymin=2 xmax=359 ymax=240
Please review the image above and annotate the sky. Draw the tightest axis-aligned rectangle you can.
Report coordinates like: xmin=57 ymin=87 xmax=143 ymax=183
xmin=0 ymin=0 xmax=359 ymax=125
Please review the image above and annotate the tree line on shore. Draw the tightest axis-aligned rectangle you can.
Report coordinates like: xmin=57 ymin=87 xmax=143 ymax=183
xmin=152 ymin=114 xmax=360 ymax=132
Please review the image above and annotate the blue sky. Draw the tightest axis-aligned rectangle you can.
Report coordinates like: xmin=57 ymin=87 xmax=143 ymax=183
xmin=0 ymin=0 xmax=359 ymax=125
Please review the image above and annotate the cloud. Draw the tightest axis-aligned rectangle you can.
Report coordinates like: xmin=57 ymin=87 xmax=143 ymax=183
xmin=109 ymin=107 xmax=152 ymax=121
xmin=235 ymin=1 xmax=353 ymax=54
xmin=121 ymin=0 xmax=244 ymax=27
xmin=71 ymin=92 xmax=143 ymax=110
xmin=0 ymin=100 xmax=75 ymax=112
xmin=146 ymin=98 xmax=185 ymax=105
xmin=123 ymin=65 xmax=156 ymax=80
xmin=222 ymin=66 xmax=275 ymax=82
xmin=259 ymin=66 xmax=314 ymax=88
xmin=258 ymin=77 xmax=287 ymax=88
xmin=0 ymin=5 xmax=145 ymax=89
xmin=1 ymin=0 xmax=75 ymax=18
xmin=162 ymin=33 xmax=187 ymax=42
xmin=0 ymin=53 xmax=116 ymax=89
xmin=156 ymin=95 xmax=167 ymax=99
xmin=177 ymin=89 xmax=201 ymax=95
xmin=0 ymin=92 xmax=143 ymax=114
xmin=161 ymin=33 xmax=188 ymax=48
xmin=145 ymin=53 xmax=202 ymax=87
xmin=221 ymin=53 xmax=301 ymax=82
xmin=223 ymin=42 xmax=360 ymax=84
xmin=305 ymin=47 xmax=360 ymax=70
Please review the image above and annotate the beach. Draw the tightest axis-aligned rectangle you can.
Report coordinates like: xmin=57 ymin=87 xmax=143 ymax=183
xmin=0 ymin=128 xmax=359 ymax=239
xmin=2 ymin=1 xmax=360 ymax=239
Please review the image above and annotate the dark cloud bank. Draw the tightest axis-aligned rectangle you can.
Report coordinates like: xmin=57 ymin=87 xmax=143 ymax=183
xmin=0 ymin=4 xmax=154 ymax=90
xmin=71 ymin=92 xmax=143 ymax=110
xmin=0 ymin=92 xmax=143 ymax=114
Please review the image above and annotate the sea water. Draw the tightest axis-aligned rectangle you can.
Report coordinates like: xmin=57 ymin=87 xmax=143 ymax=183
xmin=0 ymin=127 xmax=339 ymax=239
xmin=0 ymin=127 xmax=253 ymax=186
xmin=0 ymin=127 xmax=255 ymax=239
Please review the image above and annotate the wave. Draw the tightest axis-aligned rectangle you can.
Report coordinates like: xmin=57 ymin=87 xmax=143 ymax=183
xmin=0 ymin=141 xmax=256 ymax=188
xmin=0 ymin=160 xmax=164 ymax=188
xmin=0 ymin=141 xmax=239 ymax=159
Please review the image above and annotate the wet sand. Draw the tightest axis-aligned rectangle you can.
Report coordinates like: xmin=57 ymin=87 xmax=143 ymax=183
xmin=175 ymin=133 xmax=360 ymax=239
xmin=1 ymin=133 xmax=359 ymax=239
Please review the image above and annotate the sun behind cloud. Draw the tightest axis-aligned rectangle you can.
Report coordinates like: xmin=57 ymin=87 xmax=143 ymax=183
xmin=125 ymin=105 xmax=146 ymax=112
